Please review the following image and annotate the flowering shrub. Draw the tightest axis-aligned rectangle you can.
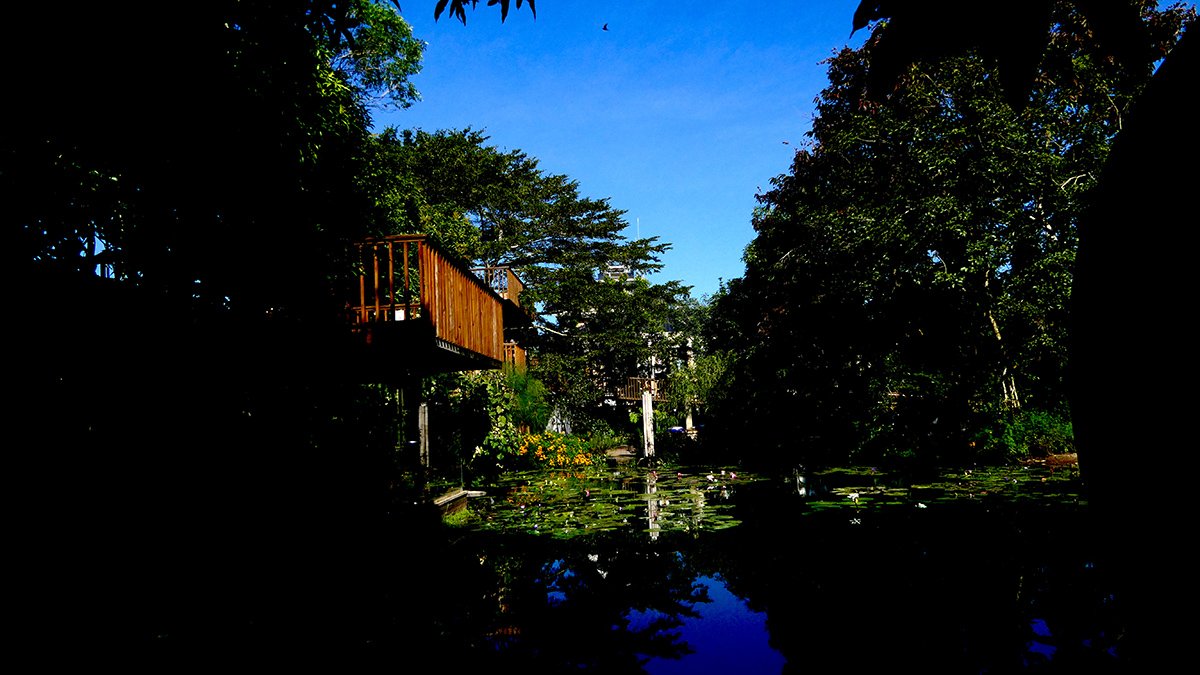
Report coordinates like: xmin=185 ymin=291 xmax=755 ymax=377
xmin=516 ymin=431 xmax=600 ymax=469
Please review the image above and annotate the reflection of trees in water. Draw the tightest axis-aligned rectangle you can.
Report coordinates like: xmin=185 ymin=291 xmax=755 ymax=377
xmin=708 ymin=486 xmax=1122 ymax=673
xmin=362 ymin=472 xmax=1120 ymax=672
xmin=415 ymin=531 xmax=711 ymax=672
xmin=370 ymin=480 xmax=1120 ymax=673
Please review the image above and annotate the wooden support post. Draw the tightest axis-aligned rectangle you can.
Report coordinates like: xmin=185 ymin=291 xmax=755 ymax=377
xmin=418 ymin=402 xmax=430 ymax=468
xmin=358 ymin=265 xmax=367 ymax=323
xmin=641 ymin=389 xmax=655 ymax=459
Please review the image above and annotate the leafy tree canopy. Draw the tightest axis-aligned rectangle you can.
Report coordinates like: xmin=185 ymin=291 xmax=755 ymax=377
xmin=850 ymin=0 xmax=1177 ymax=106
xmin=435 ymin=0 xmax=536 ymax=24
xmin=706 ymin=0 xmax=1191 ymax=471
xmin=6 ymin=0 xmax=426 ymax=326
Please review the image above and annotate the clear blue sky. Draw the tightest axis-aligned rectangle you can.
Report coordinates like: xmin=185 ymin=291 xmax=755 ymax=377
xmin=372 ymin=1 xmax=869 ymax=301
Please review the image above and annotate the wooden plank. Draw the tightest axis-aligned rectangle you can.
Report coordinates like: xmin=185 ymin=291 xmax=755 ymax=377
xmin=433 ymin=488 xmax=470 ymax=507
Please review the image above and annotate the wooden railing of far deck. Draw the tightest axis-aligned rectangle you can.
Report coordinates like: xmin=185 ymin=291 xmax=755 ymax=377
xmin=473 ymin=266 xmax=525 ymax=308
xmin=352 ymin=235 xmax=505 ymax=366
xmin=617 ymin=377 xmax=663 ymax=401
xmin=504 ymin=341 xmax=527 ymax=370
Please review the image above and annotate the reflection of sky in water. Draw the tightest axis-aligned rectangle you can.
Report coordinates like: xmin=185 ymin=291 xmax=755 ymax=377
xmin=630 ymin=574 xmax=785 ymax=674
xmin=1026 ymin=617 xmax=1058 ymax=663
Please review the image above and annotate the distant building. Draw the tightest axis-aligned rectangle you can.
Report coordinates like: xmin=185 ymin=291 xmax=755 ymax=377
xmin=601 ymin=262 xmax=639 ymax=283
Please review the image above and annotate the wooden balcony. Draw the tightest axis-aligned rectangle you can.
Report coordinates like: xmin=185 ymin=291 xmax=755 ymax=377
xmin=472 ymin=265 xmax=533 ymax=330
xmin=616 ymin=377 xmax=664 ymax=401
xmin=349 ymin=235 xmax=506 ymax=375
xmin=473 ymin=266 xmax=524 ymax=307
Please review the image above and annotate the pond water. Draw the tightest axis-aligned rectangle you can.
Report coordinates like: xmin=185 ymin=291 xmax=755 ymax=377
xmin=403 ymin=461 xmax=1125 ymax=674
xmin=630 ymin=574 xmax=784 ymax=675
xmin=64 ymin=459 xmax=1123 ymax=672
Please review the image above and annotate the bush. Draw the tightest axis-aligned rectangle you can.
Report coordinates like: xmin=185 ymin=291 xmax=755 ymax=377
xmin=977 ymin=409 xmax=1075 ymax=461
xmin=515 ymin=431 xmax=603 ymax=469
xmin=505 ymin=366 xmax=551 ymax=432
xmin=582 ymin=425 xmax=628 ymax=454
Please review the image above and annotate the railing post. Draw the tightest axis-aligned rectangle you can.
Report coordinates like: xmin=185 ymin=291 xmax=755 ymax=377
xmin=403 ymin=240 xmax=411 ymax=319
xmin=387 ymin=240 xmax=396 ymax=320
xmin=357 ymin=243 xmax=368 ymax=324
xmin=372 ymin=243 xmax=381 ymax=321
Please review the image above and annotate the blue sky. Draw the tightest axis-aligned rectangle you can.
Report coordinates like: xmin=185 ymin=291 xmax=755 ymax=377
xmin=372 ymin=1 xmax=869 ymax=301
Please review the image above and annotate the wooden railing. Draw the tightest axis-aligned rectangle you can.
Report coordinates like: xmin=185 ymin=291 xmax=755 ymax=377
xmin=472 ymin=265 xmax=524 ymax=307
xmin=421 ymin=242 xmax=504 ymax=363
xmin=353 ymin=235 xmax=422 ymax=324
xmin=504 ymin=341 xmax=527 ymax=370
xmin=351 ymin=235 xmax=505 ymax=365
xmin=617 ymin=377 xmax=663 ymax=401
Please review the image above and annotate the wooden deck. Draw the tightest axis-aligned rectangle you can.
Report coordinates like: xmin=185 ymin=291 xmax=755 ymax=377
xmin=432 ymin=488 xmax=488 ymax=515
xmin=20 ymin=234 xmax=524 ymax=383
xmin=472 ymin=265 xmax=533 ymax=333
xmin=350 ymin=235 xmax=512 ymax=375
xmin=616 ymin=377 xmax=664 ymax=401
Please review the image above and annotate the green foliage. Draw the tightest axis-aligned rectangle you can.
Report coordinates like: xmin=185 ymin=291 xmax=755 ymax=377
xmin=976 ymin=410 xmax=1075 ymax=461
xmin=332 ymin=1 xmax=425 ymax=110
xmin=435 ymin=0 xmax=536 ymax=24
xmin=427 ymin=368 xmax=584 ymax=476
xmin=505 ymin=366 xmax=551 ymax=431
xmin=424 ymin=372 xmax=491 ymax=468
xmin=457 ymin=465 xmax=759 ymax=539
xmin=581 ymin=427 xmax=629 ymax=454
xmin=360 ymin=127 xmax=490 ymax=254
xmin=440 ymin=504 xmax=477 ymax=526
xmin=447 ymin=371 xmax=524 ymax=472
xmin=8 ymin=1 xmax=428 ymax=325
xmin=533 ymin=275 xmax=693 ymax=412
xmin=705 ymin=1 xmax=1190 ymax=472
xmin=661 ymin=350 xmax=731 ymax=427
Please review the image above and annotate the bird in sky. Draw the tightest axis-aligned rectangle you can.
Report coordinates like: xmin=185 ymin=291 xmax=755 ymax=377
xmin=603 ymin=23 xmax=608 ymax=31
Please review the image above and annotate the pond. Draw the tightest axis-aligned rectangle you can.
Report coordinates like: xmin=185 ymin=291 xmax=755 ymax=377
xmin=398 ymin=459 xmax=1124 ymax=674
xmin=74 ymin=457 xmax=1122 ymax=673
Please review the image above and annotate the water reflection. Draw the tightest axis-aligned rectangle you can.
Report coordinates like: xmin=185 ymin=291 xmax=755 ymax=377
xmin=91 ymin=464 xmax=1121 ymax=673
xmin=631 ymin=574 xmax=785 ymax=675
xmin=425 ymin=464 xmax=1124 ymax=673
xmin=646 ymin=470 xmax=660 ymax=541
xmin=422 ymin=531 xmax=711 ymax=672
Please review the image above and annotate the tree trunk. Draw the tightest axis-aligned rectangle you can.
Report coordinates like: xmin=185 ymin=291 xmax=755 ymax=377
xmin=986 ymin=305 xmax=1021 ymax=410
